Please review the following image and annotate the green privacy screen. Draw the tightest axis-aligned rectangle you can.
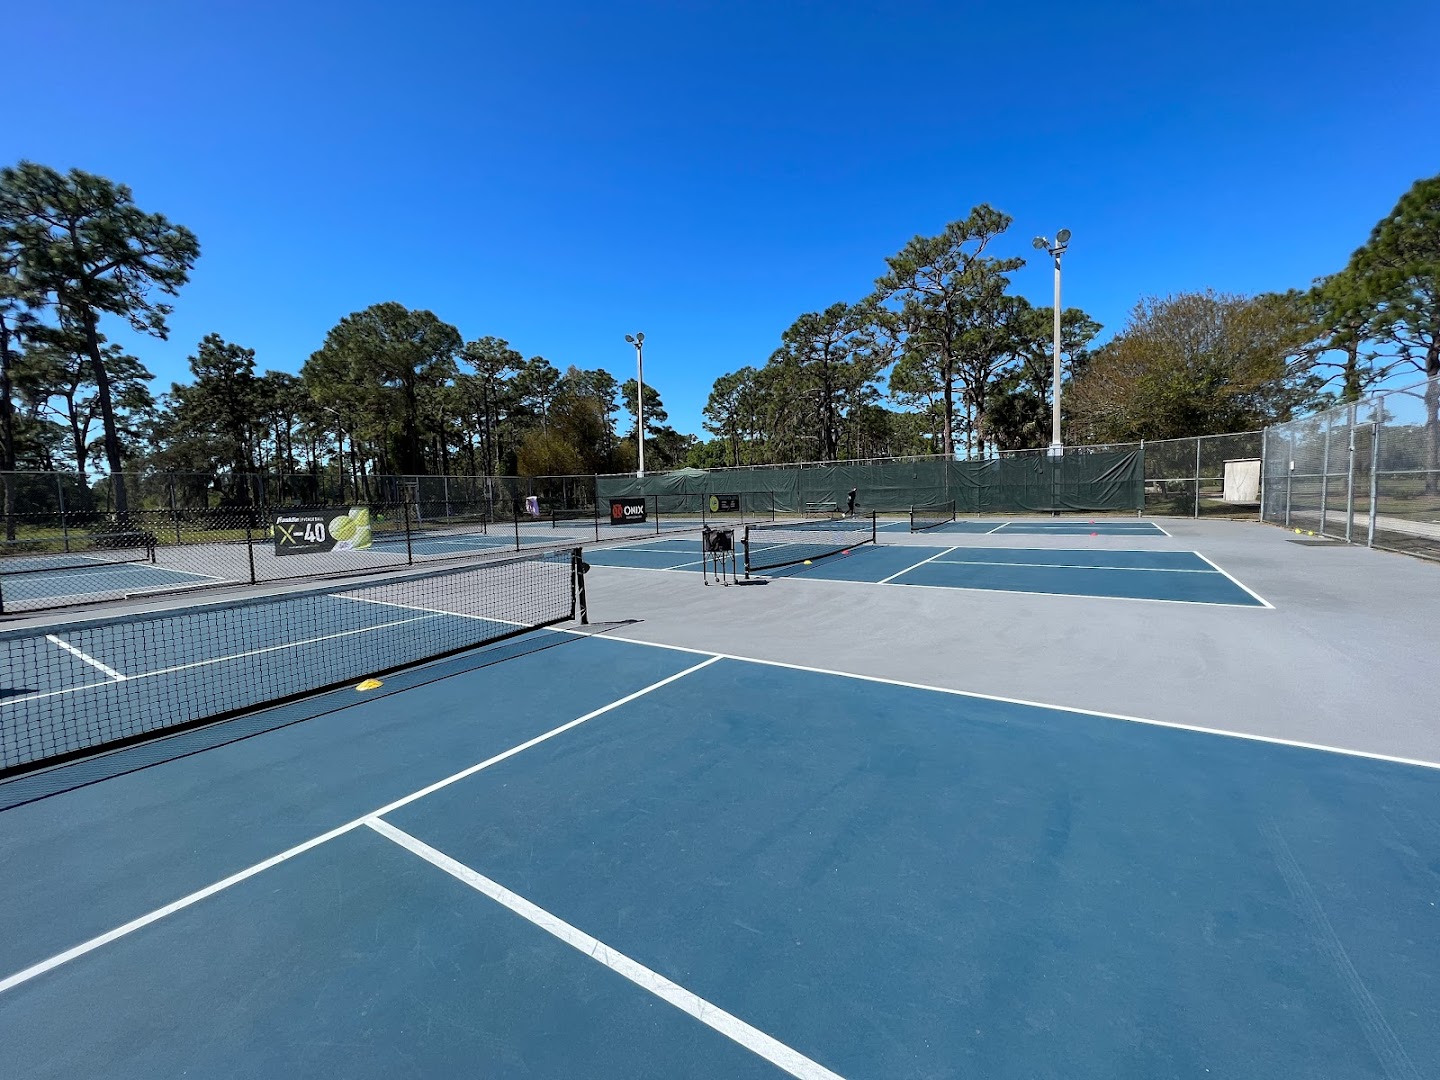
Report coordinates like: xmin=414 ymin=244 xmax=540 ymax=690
xmin=597 ymin=451 xmax=1143 ymax=515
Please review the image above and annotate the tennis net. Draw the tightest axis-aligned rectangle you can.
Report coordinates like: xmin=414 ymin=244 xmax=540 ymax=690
xmin=742 ymin=512 xmax=877 ymax=575
xmin=0 ymin=547 xmax=584 ymax=778
xmin=910 ymin=501 xmax=957 ymax=532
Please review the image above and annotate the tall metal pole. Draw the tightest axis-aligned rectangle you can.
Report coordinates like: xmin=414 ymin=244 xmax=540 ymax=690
xmin=1033 ymin=230 xmax=1069 ymax=457
xmin=637 ymin=339 xmax=645 ymax=479
xmin=1051 ymin=250 xmax=1063 ymax=454
xmin=626 ymin=332 xmax=646 ymax=478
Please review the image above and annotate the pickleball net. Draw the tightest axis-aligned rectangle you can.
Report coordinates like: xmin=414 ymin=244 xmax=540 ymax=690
xmin=0 ymin=547 xmax=585 ymax=783
xmin=910 ymin=502 xmax=957 ymax=532
xmin=742 ymin=512 xmax=877 ymax=575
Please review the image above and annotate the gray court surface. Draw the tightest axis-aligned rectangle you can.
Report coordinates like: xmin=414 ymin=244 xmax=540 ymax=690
xmin=1 ymin=516 xmax=1437 ymax=1078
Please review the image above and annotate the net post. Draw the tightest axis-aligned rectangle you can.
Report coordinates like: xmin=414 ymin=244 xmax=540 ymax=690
xmin=653 ymin=495 xmax=659 ymax=535
xmin=593 ymin=499 xmax=600 ymax=542
xmin=871 ymin=510 xmax=877 ymax=544
xmin=742 ymin=525 xmax=752 ymax=579
xmin=513 ymin=511 xmax=520 ymax=552
xmin=245 ymin=519 xmax=257 ymax=584
xmin=572 ymin=547 xmax=589 ymax=624
xmin=403 ymin=497 xmax=414 ymax=566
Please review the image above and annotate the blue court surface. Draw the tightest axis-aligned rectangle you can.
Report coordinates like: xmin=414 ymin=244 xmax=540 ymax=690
xmin=1 ymin=632 xmax=1435 ymax=1078
xmin=583 ymin=539 xmax=1270 ymax=607
xmin=0 ymin=592 xmax=534 ymax=770
xmin=913 ymin=519 xmax=1171 ymax=536
xmin=0 ymin=558 xmax=221 ymax=607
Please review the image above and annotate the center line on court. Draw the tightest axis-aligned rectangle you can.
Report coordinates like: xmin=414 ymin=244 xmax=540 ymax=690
xmin=877 ymin=546 xmax=959 ymax=584
xmin=0 ymin=656 xmax=723 ymax=996
xmin=45 ymin=635 xmax=127 ymax=681
xmin=367 ymin=817 xmax=847 ymax=1080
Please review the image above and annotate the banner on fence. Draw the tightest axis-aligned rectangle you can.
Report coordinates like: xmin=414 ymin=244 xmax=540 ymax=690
xmin=609 ymin=498 xmax=648 ymax=525
xmin=273 ymin=507 xmax=374 ymax=555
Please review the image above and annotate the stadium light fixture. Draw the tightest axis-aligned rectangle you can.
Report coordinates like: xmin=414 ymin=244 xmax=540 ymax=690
xmin=626 ymin=333 xmax=646 ymax=477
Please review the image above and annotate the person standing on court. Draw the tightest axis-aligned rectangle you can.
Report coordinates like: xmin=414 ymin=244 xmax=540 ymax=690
xmin=846 ymin=488 xmax=858 ymax=516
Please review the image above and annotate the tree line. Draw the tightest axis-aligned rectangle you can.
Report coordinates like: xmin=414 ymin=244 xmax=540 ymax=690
xmin=3 ymin=157 xmax=1436 ymax=519
xmin=696 ymin=175 xmax=1438 ymax=467
xmin=0 ymin=161 xmax=692 ymax=518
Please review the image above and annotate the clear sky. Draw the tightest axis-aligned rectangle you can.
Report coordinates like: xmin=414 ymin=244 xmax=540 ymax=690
xmin=9 ymin=0 xmax=1439 ymax=438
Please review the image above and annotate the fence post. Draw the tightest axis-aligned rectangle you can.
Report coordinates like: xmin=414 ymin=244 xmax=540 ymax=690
xmin=1136 ymin=439 xmax=1144 ymax=517
xmin=168 ymin=471 xmax=181 ymax=545
xmin=1193 ymin=437 xmax=1201 ymax=519
xmin=1345 ymin=405 xmax=1356 ymax=543
xmin=1284 ymin=434 xmax=1293 ymax=528
xmin=56 ymin=473 xmax=71 ymax=553
xmin=1319 ymin=420 xmax=1330 ymax=536
xmin=1367 ymin=418 xmax=1381 ymax=547
xmin=1258 ymin=430 xmax=1266 ymax=521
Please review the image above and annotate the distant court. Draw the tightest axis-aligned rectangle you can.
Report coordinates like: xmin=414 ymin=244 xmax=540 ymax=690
xmin=583 ymin=538 xmax=1267 ymax=607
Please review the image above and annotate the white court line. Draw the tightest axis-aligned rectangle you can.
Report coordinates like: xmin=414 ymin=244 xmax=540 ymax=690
xmin=1190 ymin=551 xmax=1274 ymax=609
xmin=367 ymin=818 xmax=845 ymax=1080
xmin=877 ymin=546 xmax=959 ymax=585
xmin=130 ymin=563 xmax=224 ymax=582
xmin=578 ymin=564 xmax=700 ymax=577
xmin=565 ymin=634 xmax=1440 ymax=772
xmin=1002 ymin=529 xmax=1169 ymax=538
xmin=985 ymin=522 xmax=1009 ymax=533
xmin=45 ymin=635 xmax=127 ymax=681
xmin=0 ymin=656 xmax=722 ymax=997
xmin=8 ymin=576 xmax=233 ymax=608
xmin=2 ymin=613 xmax=441 ymax=711
xmin=930 ymin=557 xmax=1216 ymax=574
xmin=883 ymin=578 xmax=1267 ymax=609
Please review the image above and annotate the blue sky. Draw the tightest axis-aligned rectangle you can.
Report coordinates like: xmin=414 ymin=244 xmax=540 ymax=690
xmin=9 ymin=0 xmax=1439 ymax=438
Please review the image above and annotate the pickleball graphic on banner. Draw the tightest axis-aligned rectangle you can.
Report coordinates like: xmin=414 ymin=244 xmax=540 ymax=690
xmin=274 ymin=507 xmax=374 ymax=555
xmin=609 ymin=498 xmax=647 ymax=525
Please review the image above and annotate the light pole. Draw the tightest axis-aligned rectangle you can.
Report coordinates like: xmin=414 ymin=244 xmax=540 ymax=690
xmin=625 ymin=332 xmax=646 ymax=477
xmin=1032 ymin=229 xmax=1071 ymax=456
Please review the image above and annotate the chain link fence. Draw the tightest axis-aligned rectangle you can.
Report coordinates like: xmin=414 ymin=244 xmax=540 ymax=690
xmin=1138 ymin=432 xmax=1264 ymax=518
xmin=1261 ymin=374 xmax=1440 ymax=561
xmin=0 ymin=468 xmax=772 ymax=614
